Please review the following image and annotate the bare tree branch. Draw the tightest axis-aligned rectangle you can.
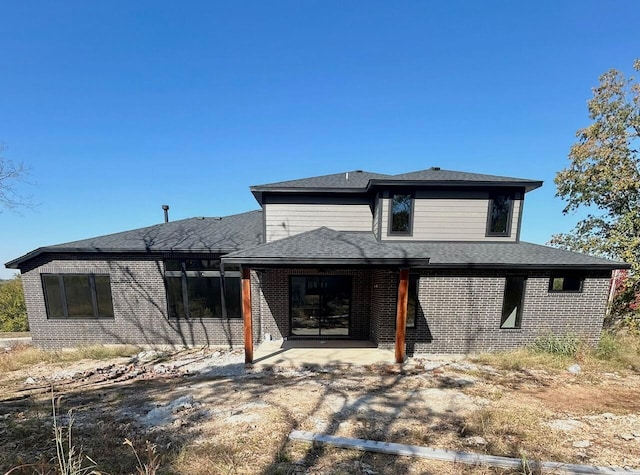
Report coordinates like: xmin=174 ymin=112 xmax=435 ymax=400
xmin=0 ymin=144 xmax=32 ymax=212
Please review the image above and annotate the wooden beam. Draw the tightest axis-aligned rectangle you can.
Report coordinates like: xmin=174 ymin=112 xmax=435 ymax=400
xmin=395 ymin=268 xmax=409 ymax=364
xmin=242 ymin=267 xmax=253 ymax=364
xmin=289 ymin=431 xmax=633 ymax=475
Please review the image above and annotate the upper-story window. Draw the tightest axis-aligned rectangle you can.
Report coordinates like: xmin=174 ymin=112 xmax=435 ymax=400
xmin=486 ymin=194 xmax=513 ymax=236
xmin=389 ymin=194 xmax=413 ymax=235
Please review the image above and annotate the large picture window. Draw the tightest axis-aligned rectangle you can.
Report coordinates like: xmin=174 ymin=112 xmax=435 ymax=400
xmin=487 ymin=194 xmax=513 ymax=236
xmin=389 ymin=193 xmax=413 ymax=235
xmin=165 ymin=259 xmax=241 ymax=319
xmin=42 ymin=274 xmax=114 ymax=319
xmin=500 ymin=276 xmax=526 ymax=329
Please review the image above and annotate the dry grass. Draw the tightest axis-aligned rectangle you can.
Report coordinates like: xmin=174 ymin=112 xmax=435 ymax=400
xmin=471 ymin=348 xmax=573 ymax=372
xmin=1 ymin=338 xmax=639 ymax=474
xmin=463 ymin=401 xmax=561 ymax=462
xmin=0 ymin=344 xmax=140 ymax=373
xmin=0 ymin=331 xmax=30 ymax=338
xmin=471 ymin=332 xmax=640 ymax=374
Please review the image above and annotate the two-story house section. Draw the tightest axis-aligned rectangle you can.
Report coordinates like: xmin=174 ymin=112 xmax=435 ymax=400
xmin=6 ymin=168 xmax=630 ymax=362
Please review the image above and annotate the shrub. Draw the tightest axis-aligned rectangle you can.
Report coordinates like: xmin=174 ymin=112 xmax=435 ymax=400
xmin=0 ymin=275 xmax=28 ymax=332
xmin=595 ymin=331 xmax=620 ymax=360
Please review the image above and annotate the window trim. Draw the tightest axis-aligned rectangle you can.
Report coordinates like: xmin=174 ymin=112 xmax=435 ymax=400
xmin=388 ymin=193 xmax=414 ymax=236
xmin=548 ymin=274 xmax=584 ymax=293
xmin=164 ymin=259 xmax=241 ymax=320
xmin=42 ymin=273 xmax=114 ymax=320
xmin=486 ymin=193 xmax=514 ymax=237
xmin=500 ymin=275 xmax=526 ymax=330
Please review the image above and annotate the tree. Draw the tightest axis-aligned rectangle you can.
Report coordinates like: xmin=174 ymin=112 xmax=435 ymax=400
xmin=0 ymin=276 xmax=28 ymax=332
xmin=0 ymin=144 xmax=29 ymax=212
xmin=551 ymin=59 xmax=640 ymax=322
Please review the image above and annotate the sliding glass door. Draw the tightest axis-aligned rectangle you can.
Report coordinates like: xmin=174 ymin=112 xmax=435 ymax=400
xmin=290 ymin=276 xmax=351 ymax=337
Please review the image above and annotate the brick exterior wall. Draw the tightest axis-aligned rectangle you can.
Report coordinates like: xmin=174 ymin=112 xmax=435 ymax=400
xmin=21 ymin=253 xmax=612 ymax=354
xmin=373 ymin=269 xmax=611 ymax=353
xmin=21 ymin=254 xmax=246 ymax=349
xmin=370 ymin=270 xmax=397 ymax=345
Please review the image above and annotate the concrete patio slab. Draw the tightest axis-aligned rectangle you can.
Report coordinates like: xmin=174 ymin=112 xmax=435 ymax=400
xmin=252 ymin=339 xmax=396 ymax=367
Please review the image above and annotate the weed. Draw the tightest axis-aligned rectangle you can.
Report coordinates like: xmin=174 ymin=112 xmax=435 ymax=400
xmin=595 ymin=331 xmax=620 ymax=360
xmin=51 ymin=395 xmax=100 ymax=475
xmin=123 ymin=439 xmax=159 ymax=475
xmin=530 ymin=333 xmax=581 ymax=357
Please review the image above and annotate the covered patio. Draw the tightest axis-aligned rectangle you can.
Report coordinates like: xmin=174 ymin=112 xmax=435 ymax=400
xmin=222 ymin=227 xmax=432 ymax=365
xmin=251 ymin=339 xmax=396 ymax=367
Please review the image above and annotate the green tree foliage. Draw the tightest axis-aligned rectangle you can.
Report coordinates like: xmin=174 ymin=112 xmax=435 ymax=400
xmin=551 ymin=59 xmax=640 ymax=321
xmin=0 ymin=276 xmax=28 ymax=332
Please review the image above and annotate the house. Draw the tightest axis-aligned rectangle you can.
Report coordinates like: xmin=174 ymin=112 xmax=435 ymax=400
xmin=6 ymin=168 xmax=630 ymax=363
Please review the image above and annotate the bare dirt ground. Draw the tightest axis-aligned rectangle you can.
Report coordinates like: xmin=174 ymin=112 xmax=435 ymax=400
xmin=1 ymin=346 xmax=639 ymax=474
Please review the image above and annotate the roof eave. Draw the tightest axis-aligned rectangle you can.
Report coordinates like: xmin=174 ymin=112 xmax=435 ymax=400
xmin=221 ymin=257 xmax=431 ymax=267
xmin=250 ymin=186 xmax=369 ymax=205
xmin=367 ymin=179 xmax=543 ymax=192
xmin=6 ymin=247 xmax=246 ymax=269
xmin=426 ymin=262 xmax=630 ymax=270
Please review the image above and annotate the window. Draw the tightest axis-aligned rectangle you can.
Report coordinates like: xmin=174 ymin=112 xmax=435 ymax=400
xmin=500 ymin=276 xmax=526 ymax=329
xmin=487 ymin=194 xmax=513 ymax=236
xmin=549 ymin=275 xmax=584 ymax=292
xmin=394 ymin=274 xmax=419 ymax=329
xmin=406 ymin=274 xmax=419 ymax=328
xmin=42 ymin=274 xmax=114 ymax=319
xmin=164 ymin=259 xmax=241 ymax=319
xmin=389 ymin=194 xmax=413 ymax=234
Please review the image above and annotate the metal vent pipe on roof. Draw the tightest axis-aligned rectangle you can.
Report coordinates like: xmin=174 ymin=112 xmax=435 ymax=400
xmin=162 ymin=204 xmax=169 ymax=223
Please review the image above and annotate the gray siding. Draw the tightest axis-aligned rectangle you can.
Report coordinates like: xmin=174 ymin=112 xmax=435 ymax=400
xmin=379 ymin=190 xmax=521 ymax=242
xmin=264 ymin=203 xmax=373 ymax=242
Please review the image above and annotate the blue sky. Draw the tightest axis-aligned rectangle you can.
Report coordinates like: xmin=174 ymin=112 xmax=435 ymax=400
xmin=1 ymin=1 xmax=639 ymax=278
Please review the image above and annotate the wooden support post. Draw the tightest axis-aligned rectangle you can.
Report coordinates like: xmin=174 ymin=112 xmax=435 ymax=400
xmin=395 ymin=268 xmax=409 ymax=364
xmin=242 ymin=267 xmax=253 ymax=364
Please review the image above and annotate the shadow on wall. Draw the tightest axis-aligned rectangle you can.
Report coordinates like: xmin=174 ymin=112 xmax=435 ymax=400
xmin=29 ymin=222 xmax=264 ymax=349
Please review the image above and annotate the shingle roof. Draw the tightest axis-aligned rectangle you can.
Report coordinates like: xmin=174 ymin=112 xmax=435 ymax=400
xmin=388 ymin=168 xmax=540 ymax=185
xmin=252 ymin=170 xmax=390 ymax=190
xmin=6 ymin=210 xmax=263 ymax=268
xmin=222 ymin=228 xmax=629 ymax=269
xmin=250 ymin=168 xmax=542 ymax=204
xmin=224 ymin=227 xmax=432 ymax=266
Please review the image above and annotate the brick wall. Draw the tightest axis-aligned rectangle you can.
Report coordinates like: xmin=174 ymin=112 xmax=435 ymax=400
xmin=21 ymin=254 xmax=612 ymax=354
xmin=373 ymin=269 xmax=611 ymax=353
xmin=370 ymin=270 xmax=397 ymax=345
xmin=21 ymin=254 xmax=246 ymax=349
